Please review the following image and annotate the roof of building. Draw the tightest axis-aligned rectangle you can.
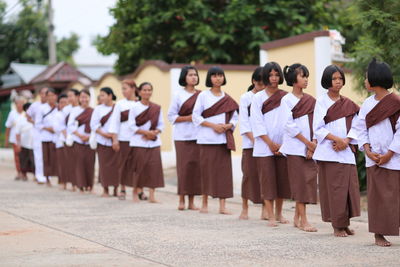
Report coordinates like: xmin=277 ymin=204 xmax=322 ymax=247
xmin=260 ymin=30 xmax=330 ymax=50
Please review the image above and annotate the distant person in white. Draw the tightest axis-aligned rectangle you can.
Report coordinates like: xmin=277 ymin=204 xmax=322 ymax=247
xmin=5 ymin=96 xmax=26 ymax=180
xmin=26 ymin=87 xmax=48 ymax=183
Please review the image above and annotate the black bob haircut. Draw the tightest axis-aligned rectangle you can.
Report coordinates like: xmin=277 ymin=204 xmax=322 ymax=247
xmin=57 ymin=93 xmax=68 ymax=102
xmin=100 ymin=87 xmax=116 ymax=101
xmin=45 ymin=87 xmax=57 ymax=95
xmin=205 ymin=66 xmax=226 ymax=87
xmin=367 ymin=58 xmax=393 ymax=89
xmin=69 ymin=88 xmax=80 ymax=96
xmin=138 ymin=82 xmax=153 ymax=91
xmin=321 ymin=65 xmax=345 ymax=89
xmin=248 ymin=66 xmax=263 ymax=91
xmin=23 ymin=102 xmax=31 ymax=112
xmin=80 ymin=89 xmax=91 ymax=97
xmin=283 ymin=63 xmax=309 ymax=86
xmin=179 ymin=66 xmax=199 ymax=86
xmin=262 ymin=62 xmax=284 ymax=85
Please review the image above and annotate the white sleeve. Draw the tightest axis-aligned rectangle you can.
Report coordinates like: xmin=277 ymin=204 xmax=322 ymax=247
xmin=167 ymin=94 xmax=180 ymax=124
xmin=282 ymin=100 xmax=301 ymax=138
xmin=157 ymin=109 xmax=165 ymax=132
xmin=90 ymin=107 xmax=101 ymax=131
xmin=192 ymin=94 xmax=205 ymax=127
xmin=5 ymin=111 xmax=14 ymax=128
xmin=347 ymin=114 xmax=359 ymax=144
xmin=355 ymin=105 xmax=369 ymax=151
xmin=35 ymin=109 xmax=44 ymax=130
xmin=250 ymin=96 xmax=267 ymax=138
xmin=128 ymin=107 xmax=139 ymax=134
xmin=389 ymin=117 xmax=400 ymax=154
xmin=239 ymin=95 xmax=251 ymax=135
xmin=108 ymin=103 xmax=121 ymax=134
xmin=53 ymin=113 xmax=65 ymax=134
xmin=313 ymin=100 xmax=330 ymax=143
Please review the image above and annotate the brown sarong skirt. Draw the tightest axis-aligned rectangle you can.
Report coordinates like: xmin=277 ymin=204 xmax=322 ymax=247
xmin=241 ymin=148 xmax=262 ymax=204
xmin=73 ymin=143 xmax=95 ymax=189
xmin=117 ymin=141 xmax=135 ymax=187
xmin=287 ymin=155 xmax=318 ymax=204
xmin=19 ymin=147 xmax=35 ymax=174
xmin=64 ymin=146 xmax=77 ymax=186
xmin=56 ymin=147 xmax=68 ymax=184
xmin=175 ymin=140 xmax=202 ymax=196
xmin=257 ymin=155 xmax=291 ymax=200
xmin=132 ymin=146 xmax=164 ymax=189
xmin=42 ymin=142 xmax=58 ymax=177
xmin=97 ymin=144 xmax=119 ymax=187
xmin=317 ymin=161 xmax=360 ymax=228
xmin=199 ymin=144 xmax=233 ymax=199
xmin=367 ymin=165 xmax=400 ymax=236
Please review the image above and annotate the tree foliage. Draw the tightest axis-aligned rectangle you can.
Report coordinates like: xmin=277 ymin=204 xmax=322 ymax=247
xmin=0 ymin=0 xmax=80 ymax=73
xmin=96 ymin=0 xmax=346 ymax=75
xmin=345 ymin=0 xmax=400 ymax=93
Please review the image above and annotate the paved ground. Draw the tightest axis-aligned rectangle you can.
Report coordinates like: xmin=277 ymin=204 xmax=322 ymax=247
xmin=0 ymin=157 xmax=400 ymax=266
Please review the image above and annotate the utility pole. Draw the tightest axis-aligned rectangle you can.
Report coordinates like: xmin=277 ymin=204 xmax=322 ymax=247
xmin=48 ymin=0 xmax=57 ymax=64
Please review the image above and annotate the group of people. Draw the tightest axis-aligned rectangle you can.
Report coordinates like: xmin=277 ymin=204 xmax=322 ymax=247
xmin=4 ymin=58 xmax=400 ymax=247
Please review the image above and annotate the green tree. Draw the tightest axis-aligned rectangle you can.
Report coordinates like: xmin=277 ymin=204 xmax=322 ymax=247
xmin=0 ymin=0 xmax=80 ymax=73
xmin=95 ymin=0 xmax=346 ymax=75
xmin=345 ymin=0 xmax=400 ymax=94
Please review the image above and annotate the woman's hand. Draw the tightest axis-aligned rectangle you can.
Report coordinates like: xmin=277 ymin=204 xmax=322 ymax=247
xmin=377 ymin=151 xmax=394 ymax=166
xmin=332 ymin=137 xmax=349 ymax=151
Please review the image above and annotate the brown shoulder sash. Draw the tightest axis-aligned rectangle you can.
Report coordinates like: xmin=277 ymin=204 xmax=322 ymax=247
xmin=100 ymin=105 xmax=115 ymax=126
xmin=178 ymin=90 xmax=201 ymax=116
xmin=262 ymin=89 xmax=287 ymax=114
xmin=201 ymin=94 xmax=239 ymax=151
xmin=324 ymin=96 xmax=359 ymax=133
xmin=366 ymin=93 xmax=400 ymax=133
xmin=292 ymin=93 xmax=316 ymax=139
xmin=120 ymin=110 xmax=129 ymax=122
xmin=135 ymin=102 xmax=161 ymax=130
xmin=76 ymin=108 xmax=94 ymax=133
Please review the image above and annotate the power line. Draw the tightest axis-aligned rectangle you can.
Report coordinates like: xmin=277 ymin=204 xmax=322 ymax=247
xmin=1 ymin=1 xmax=22 ymax=20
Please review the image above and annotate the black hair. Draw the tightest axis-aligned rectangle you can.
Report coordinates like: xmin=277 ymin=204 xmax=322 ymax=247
xmin=367 ymin=58 xmax=393 ymax=89
xmin=247 ymin=66 xmax=263 ymax=91
xmin=23 ymin=102 xmax=31 ymax=112
xmin=46 ymin=87 xmax=57 ymax=95
xmin=57 ymin=93 xmax=68 ymax=102
xmin=321 ymin=65 xmax=345 ymax=89
xmin=80 ymin=89 xmax=91 ymax=97
xmin=100 ymin=87 xmax=116 ymax=101
xmin=179 ymin=66 xmax=200 ymax=86
xmin=138 ymin=82 xmax=153 ymax=91
xmin=283 ymin=63 xmax=309 ymax=86
xmin=205 ymin=66 xmax=226 ymax=87
xmin=262 ymin=62 xmax=284 ymax=85
xmin=68 ymin=88 xmax=80 ymax=96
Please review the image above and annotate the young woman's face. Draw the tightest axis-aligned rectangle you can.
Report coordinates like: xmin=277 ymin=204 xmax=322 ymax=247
xmin=211 ymin=73 xmax=224 ymax=87
xmin=268 ymin=70 xmax=280 ymax=88
xmin=330 ymin=71 xmax=344 ymax=93
xmin=295 ymin=72 xmax=308 ymax=89
xmin=139 ymin=84 xmax=153 ymax=100
xmin=39 ymin=88 xmax=48 ymax=102
xmin=253 ymin=80 xmax=265 ymax=91
xmin=67 ymin=91 xmax=79 ymax=105
xmin=79 ymin=93 xmax=90 ymax=107
xmin=15 ymin=99 xmax=24 ymax=112
xmin=47 ymin=92 xmax=57 ymax=106
xmin=100 ymin=91 xmax=112 ymax=104
xmin=58 ymin=98 xmax=68 ymax=110
xmin=185 ymin=69 xmax=198 ymax=87
xmin=122 ymin=83 xmax=135 ymax=99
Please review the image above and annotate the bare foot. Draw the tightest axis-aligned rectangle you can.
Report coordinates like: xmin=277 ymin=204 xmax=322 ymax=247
xmin=267 ymin=219 xmax=279 ymax=227
xmin=219 ymin=209 xmax=232 ymax=215
xmin=199 ymin=207 xmax=208 ymax=214
xmin=334 ymin=228 xmax=348 ymax=237
xmin=300 ymin=223 xmax=318 ymax=232
xmin=178 ymin=202 xmax=185 ymax=210
xmin=239 ymin=210 xmax=249 ymax=220
xmin=293 ymin=216 xmax=300 ymax=228
xmin=132 ymin=198 xmax=140 ymax=203
xmin=375 ymin=234 xmax=391 ymax=247
xmin=188 ymin=205 xmax=199 ymax=211
xmin=101 ymin=193 xmax=109 ymax=198
xmin=149 ymin=199 xmax=160 ymax=204
xmin=276 ymin=215 xmax=289 ymax=224
xmin=344 ymin=227 xmax=355 ymax=235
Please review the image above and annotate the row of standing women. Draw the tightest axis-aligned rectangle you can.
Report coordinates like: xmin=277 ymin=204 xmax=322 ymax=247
xmin=12 ymin=58 xmax=400 ymax=248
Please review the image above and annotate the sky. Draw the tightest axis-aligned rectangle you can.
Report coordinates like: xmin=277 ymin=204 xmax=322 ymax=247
xmin=3 ymin=0 xmax=117 ymax=65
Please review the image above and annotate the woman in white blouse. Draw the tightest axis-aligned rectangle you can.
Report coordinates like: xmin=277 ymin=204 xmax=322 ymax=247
xmin=128 ymin=82 xmax=165 ymax=203
xmin=168 ymin=66 xmax=202 ymax=211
